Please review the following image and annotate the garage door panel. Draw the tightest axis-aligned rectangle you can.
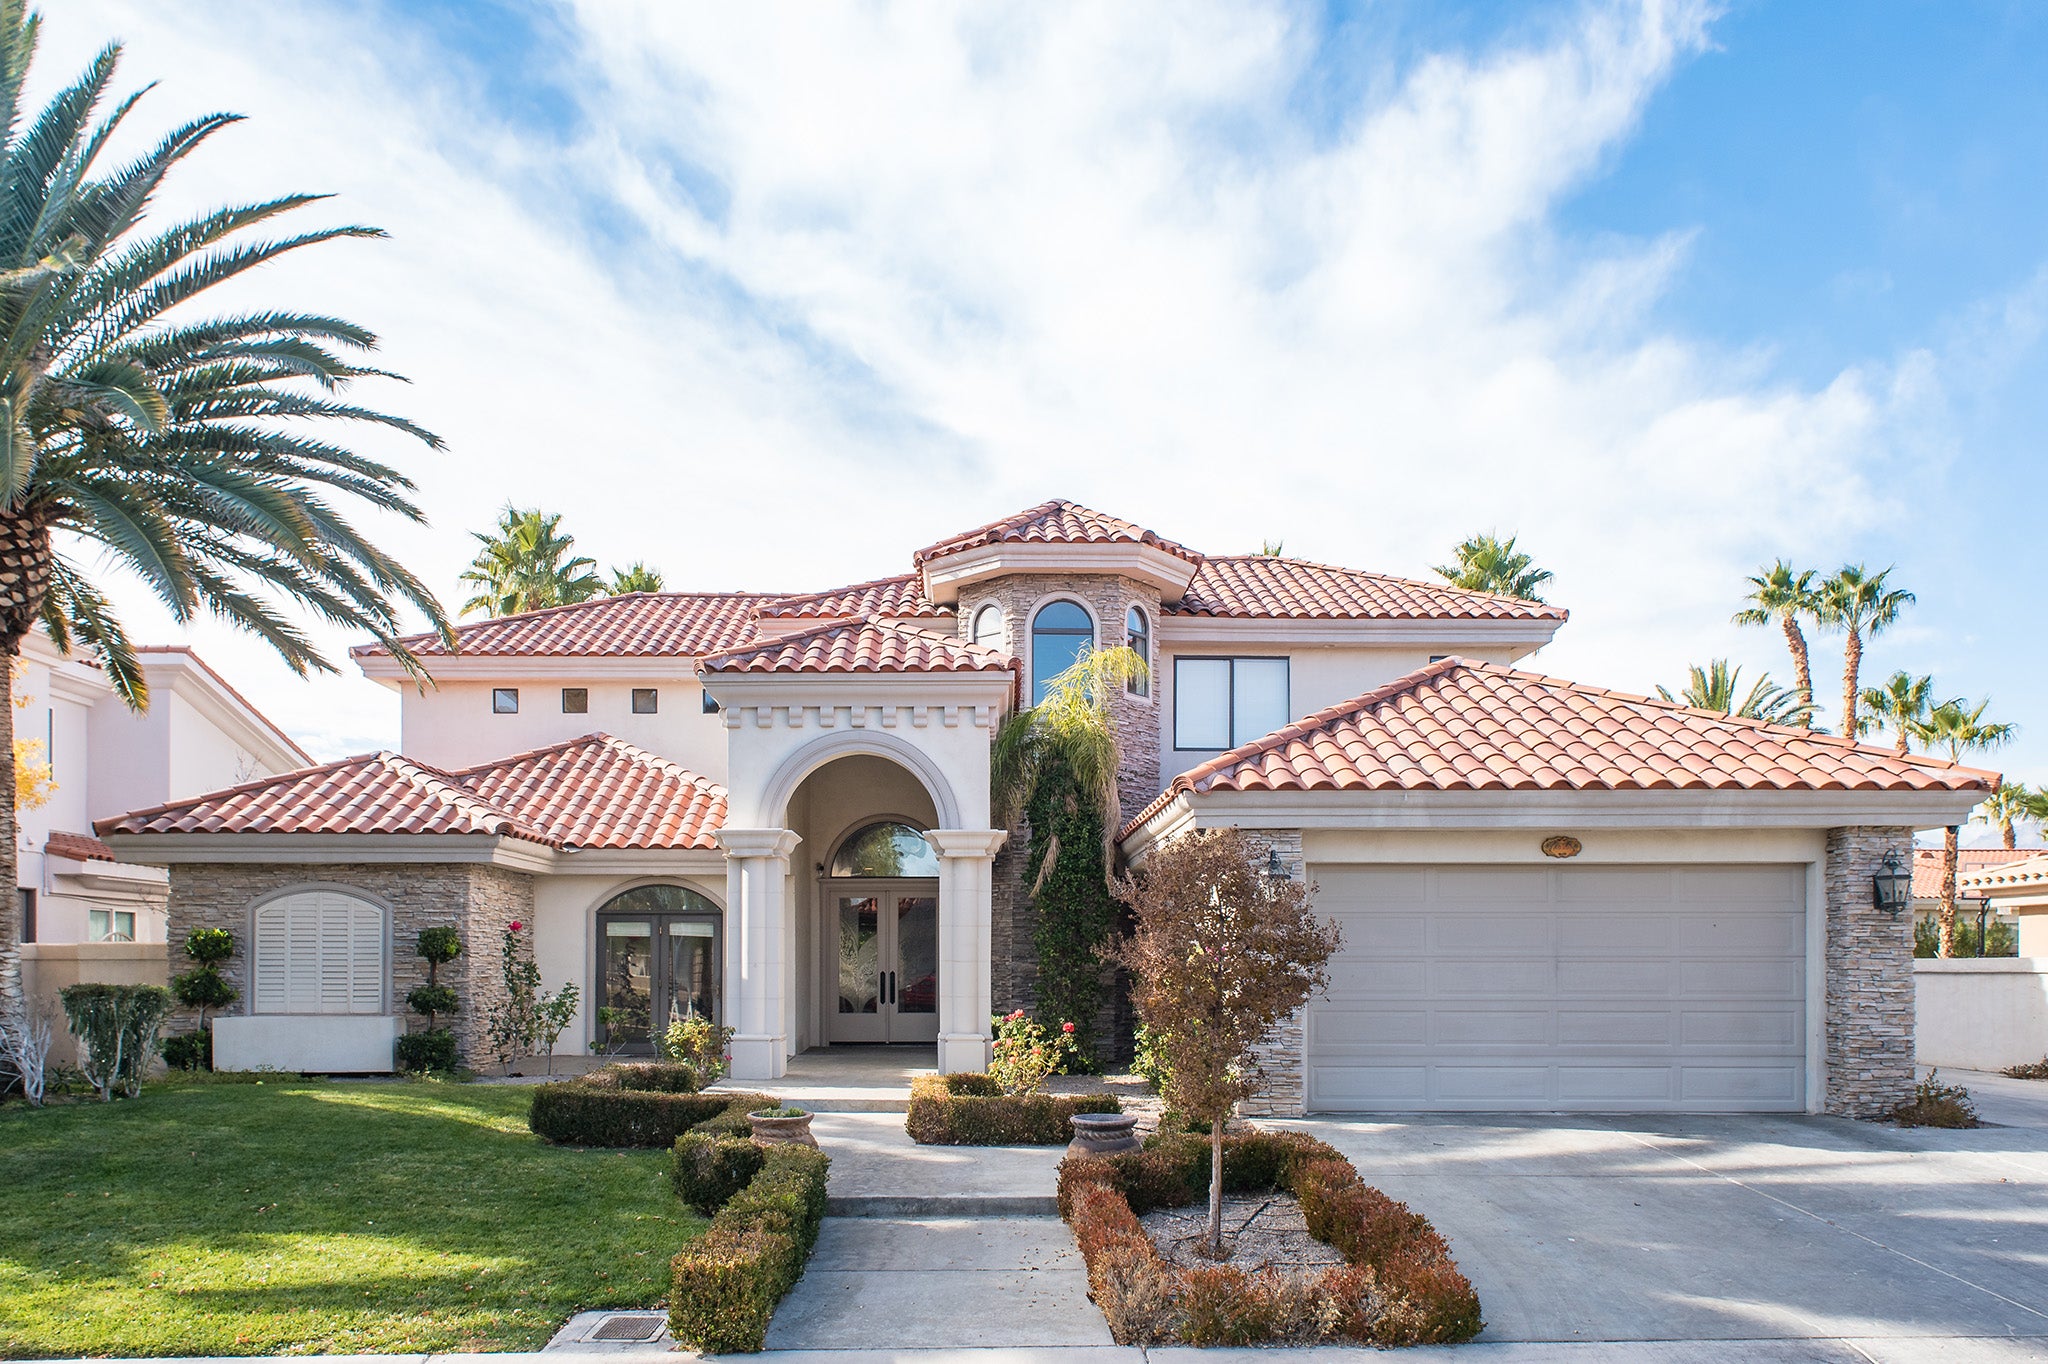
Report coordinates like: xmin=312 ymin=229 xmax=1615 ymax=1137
xmin=1308 ymin=862 xmax=1806 ymax=1113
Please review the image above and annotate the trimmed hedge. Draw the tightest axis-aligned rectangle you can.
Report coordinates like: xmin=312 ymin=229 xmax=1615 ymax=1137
xmin=528 ymin=1062 xmax=778 ymax=1147
xmin=673 ymin=1131 xmax=766 ymax=1214
xmin=906 ymin=1072 xmax=1122 ymax=1145
xmin=669 ymin=1143 xmax=830 ymax=1353
xmin=1059 ymin=1130 xmax=1483 ymax=1347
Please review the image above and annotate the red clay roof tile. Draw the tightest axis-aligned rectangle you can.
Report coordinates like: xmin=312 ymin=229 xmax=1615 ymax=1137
xmin=1123 ymin=657 xmax=1997 ymax=837
xmin=44 ymin=830 xmax=117 ymax=863
xmin=1912 ymin=847 xmax=2038 ymax=899
xmin=1171 ymin=556 xmax=1566 ymax=622
xmin=913 ymin=499 xmax=1201 ymax=566
xmin=97 ymin=735 xmax=725 ymax=851
xmin=758 ymin=574 xmax=948 ymax=619
xmin=700 ymin=618 xmax=1014 ymax=675
xmin=354 ymin=593 xmax=780 ymax=660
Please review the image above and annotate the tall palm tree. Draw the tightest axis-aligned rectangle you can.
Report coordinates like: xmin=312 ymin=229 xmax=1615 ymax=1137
xmin=1733 ymin=561 xmax=1820 ymax=728
xmin=609 ymin=561 xmax=663 ymax=594
xmin=1913 ymin=698 xmax=2015 ymax=957
xmin=1657 ymin=659 xmax=1815 ymax=727
xmin=1857 ymin=671 xmax=1936 ymax=755
xmin=991 ymin=646 xmax=1148 ymax=844
xmin=1433 ymin=532 xmax=1553 ymax=602
xmin=0 ymin=4 xmax=448 ymax=1021
xmin=1972 ymin=780 xmax=2040 ymax=851
xmin=459 ymin=507 xmax=601 ymax=617
xmin=1818 ymin=565 xmax=1913 ymax=738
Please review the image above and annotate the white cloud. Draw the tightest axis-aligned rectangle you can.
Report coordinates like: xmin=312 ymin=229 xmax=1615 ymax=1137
xmin=39 ymin=0 xmax=2006 ymax=770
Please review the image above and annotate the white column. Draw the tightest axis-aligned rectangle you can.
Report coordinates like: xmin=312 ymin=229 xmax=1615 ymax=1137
xmin=718 ymin=828 xmax=802 ymax=1081
xmin=925 ymin=828 xmax=1006 ymax=1074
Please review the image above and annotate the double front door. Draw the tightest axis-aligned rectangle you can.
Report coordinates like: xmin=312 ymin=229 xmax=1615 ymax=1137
xmin=830 ymin=884 xmax=939 ymax=1044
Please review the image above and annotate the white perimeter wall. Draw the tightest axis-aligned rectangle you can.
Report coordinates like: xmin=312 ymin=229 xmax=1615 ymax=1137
xmin=1915 ymin=959 xmax=2048 ymax=1072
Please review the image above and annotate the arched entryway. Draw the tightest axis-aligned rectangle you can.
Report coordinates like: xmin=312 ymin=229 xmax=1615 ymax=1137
xmin=824 ymin=819 xmax=941 ymax=1045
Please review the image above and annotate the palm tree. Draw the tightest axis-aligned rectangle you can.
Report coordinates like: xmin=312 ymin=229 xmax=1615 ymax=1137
xmin=991 ymin=646 xmax=1148 ymax=843
xmin=1733 ymin=561 xmax=1820 ymax=728
xmin=1857 ymin=671 xmax=1936 ymax=755
xmin=1256 ymin=539 xmax=1284 ymax=557
xmin=609 ymin=561 xmax=663 ymax=595
xmin=458 ymin=507 xmax=601 ymax=617
xmin=1972 ymin=780 xmax=2040 ymax=851
xmin=1818 ymin=565 xmax=1913 ymax=738
xmin=0 ymin=5 xmax=448 ymax=1021
xmin=1657 ymin=659 xmax=1815 ymax=726
xmin=1433 ymin=532 xmax=1553 ymax=602
xmin=1913 ymin=698 xmax=2015 ymax=957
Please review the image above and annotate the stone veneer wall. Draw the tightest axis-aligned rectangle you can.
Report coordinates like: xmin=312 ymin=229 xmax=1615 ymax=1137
xmin=955 ymin=571 xmax=1166 ymax=1032
xmin=1823 ymin=825 xmax=1917 ymax=1117
xmin=165 ymin=863 xmax=537 ymax=1069
xmin=1234 ymin=830 xmax=1310 ymax=1119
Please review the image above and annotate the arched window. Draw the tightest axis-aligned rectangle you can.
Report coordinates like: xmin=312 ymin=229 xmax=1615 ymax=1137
xmin=1125 ymin=605 xmax=1151 ymax=696
xmin=970 ymin=603 xmax=1004 ymax=651
xmin=251 ymin=890 xmax=386 ymax=1015
xmin=831 ymin=821 xmax=941 ymax=878
xmin=1031 ymin=600 xmax=1094 ymax=704
xmin=596 ymin=883 xmax=722 ymax=1050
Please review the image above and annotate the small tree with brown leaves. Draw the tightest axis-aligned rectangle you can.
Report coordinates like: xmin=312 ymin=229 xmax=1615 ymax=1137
xmin=1108 ymin=828 xmax=1340 ymax=1260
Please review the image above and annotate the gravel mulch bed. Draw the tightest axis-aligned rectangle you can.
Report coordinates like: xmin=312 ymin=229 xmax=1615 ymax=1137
xmin=1139 ymin=1191 xmax=1346 ymax=1275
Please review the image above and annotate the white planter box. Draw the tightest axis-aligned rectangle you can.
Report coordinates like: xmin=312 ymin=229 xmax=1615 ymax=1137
xmin=1914 ymin=959 xmax=2048 ymax=1072
xmin=214 ymin=1014 xmax=401 ymax=1073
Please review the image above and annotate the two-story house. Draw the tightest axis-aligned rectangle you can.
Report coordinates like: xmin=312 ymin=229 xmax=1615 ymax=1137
xmin=100 ymin=501 xmax=1993 ymax=1117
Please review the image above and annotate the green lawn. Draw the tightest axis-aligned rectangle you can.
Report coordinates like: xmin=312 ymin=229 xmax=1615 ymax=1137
xmin=0 ymin=1078 xmax=702 ymax=1357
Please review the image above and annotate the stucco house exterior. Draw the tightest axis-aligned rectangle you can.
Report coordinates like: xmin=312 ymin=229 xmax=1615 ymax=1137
xmin=97 ymin=500 xmax=1994 ymax=1116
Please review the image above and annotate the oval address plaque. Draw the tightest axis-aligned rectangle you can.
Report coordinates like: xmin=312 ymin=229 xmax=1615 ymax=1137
xmin=1540 ymin=835 xmax=1583 ymax=859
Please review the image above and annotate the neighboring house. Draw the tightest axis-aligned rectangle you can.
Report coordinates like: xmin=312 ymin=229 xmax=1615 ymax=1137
xmin=1908 ymin=848 xmax=2030 ymax=943
xmin=1958 ymin=855 xmax=2048 ymax=957
xmin=17 ymin=631 xmax=309 ymax=945
xmin=98 ymin=500 xmax=1993 ymax=1117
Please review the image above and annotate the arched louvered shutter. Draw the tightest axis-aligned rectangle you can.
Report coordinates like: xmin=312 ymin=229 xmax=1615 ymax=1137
xmin=251 ymin=891 xmax=388 ymax=1015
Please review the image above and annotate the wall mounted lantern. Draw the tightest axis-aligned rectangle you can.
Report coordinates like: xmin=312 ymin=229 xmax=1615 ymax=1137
xmin=1265 ymin=847 xmax=1287 ymax=881
xmin=1872 ymin=850 xmax=1911 ymax=917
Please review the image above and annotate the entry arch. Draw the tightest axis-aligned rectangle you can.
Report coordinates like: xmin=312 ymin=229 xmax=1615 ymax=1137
xmin=754 ymin=728 xmax=964 ymax=830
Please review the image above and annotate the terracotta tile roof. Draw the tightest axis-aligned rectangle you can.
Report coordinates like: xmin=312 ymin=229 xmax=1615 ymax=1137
xmin=913 ymin=499 xmax=1201 ymax=566
xmin=1959 ymin=853 xmax=2048 ymax=893
xmin=45 ymin=830 xmax=117 ymax=863
xmin=760 ymin=574 xmax=948 ymax=619
xmin=97 ymin=734 xmax=725 ymax=851
xmin=700 ymin=618 xmax=1015 ymax=675
xmin=1169 ymin=556 xmax=1566 ymax=622
xmin=1912 ymin=848 xmax=2039 ymax=899
xmin=353 ymin=593 xmax=780 ymax=660
xmin=1123 ymin=657 xmax=1997 ymax=837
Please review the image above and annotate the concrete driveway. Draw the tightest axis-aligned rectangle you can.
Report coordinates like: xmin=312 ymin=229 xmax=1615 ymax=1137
xmin=1289 ymin=1071 xmax=2048 ymax=1355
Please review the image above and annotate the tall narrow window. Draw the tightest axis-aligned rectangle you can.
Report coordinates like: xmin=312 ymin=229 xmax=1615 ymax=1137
xmin=1125 ymin=606 xmax=1151 ymax=696
xmin=971 ymin=604 xmax=1004 ymax=651
xmin=1030 ymin=600 xmax=1093 ymax=704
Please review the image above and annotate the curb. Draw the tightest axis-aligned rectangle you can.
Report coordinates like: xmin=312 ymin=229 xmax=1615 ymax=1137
xmin=824 ymin=1195 xmax=1059 ymax=1217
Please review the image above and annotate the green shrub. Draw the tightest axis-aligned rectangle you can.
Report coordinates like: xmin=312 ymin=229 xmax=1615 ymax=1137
xmin=662 ymin=1013 xmax=734 ymax=1083
xmin=396 ymin=1029 xmax=460 ymax=1074
xmin=527 ymin=1061 xmax=774 ymax=1147
xmin=1914 ymin=917 xmax=2016 ymax=957
xmin=1059 ymin=1127 xmax=1482 ymax=1347
xmin=405 ymin=985 xmax=459 ymax=1018
xmin=1131 ymin=1023 xmax=1173 ymax=1090
xmin=669 ymin=1144 xmax=831 ymax=1353
xmin=158 ymin=1029 xmax=211 ymax=1072
xmin=905 ymin=1072 xmax=1120 ymax=1144
xmin=585 ymin=1061 xmax=700 ymax=1092
xmin=672 ymin=1131 xmax=764 ymax=1214
xmin=59 ymin=983 xmax=174 ymax=1101
xmin=417 ymin=926 xmax=463 ymax=965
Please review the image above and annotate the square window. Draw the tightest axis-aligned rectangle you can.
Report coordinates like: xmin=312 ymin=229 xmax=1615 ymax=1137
xmin=492 ymin=687 xmax=519 ymax=714
xmin=1173 ymin=657 xmax=1290 ymax=750
xmin=562 ymin=687 xmax=589 ymax=714
xmin=632 ymin=688 xmax=659 ymax=714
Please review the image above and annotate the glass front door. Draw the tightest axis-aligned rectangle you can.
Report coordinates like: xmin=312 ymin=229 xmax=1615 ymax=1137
xmin=829 ymin=885 xmax=941 ymax=1044
xmin=598 ymin=912 xmax=720 ymax=1052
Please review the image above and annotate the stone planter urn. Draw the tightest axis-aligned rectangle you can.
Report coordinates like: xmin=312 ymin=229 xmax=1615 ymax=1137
xmin=748 ymin=1108 xmax=818 ymax=1148
xmin=1066 ymin=1111 xmax=1141 ymax=1159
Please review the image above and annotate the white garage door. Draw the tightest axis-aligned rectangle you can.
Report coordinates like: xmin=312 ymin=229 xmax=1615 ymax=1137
xmin=1307 ymin=865 xmax=1808 ymax=1113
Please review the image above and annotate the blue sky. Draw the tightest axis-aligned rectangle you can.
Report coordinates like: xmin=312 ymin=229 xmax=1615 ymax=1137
xmin=46 ymin=1 xmax=2048 ymax=839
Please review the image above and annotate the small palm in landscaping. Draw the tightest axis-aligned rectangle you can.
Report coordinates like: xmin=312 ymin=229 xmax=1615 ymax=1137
xmin=1108 ymin=828 xmax=1339 ymax=1259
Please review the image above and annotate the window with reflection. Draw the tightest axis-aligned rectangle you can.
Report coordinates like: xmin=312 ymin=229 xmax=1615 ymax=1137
xmin=595 ymin=883 xmax=720 ymax=1051
xmin=1125 ymin=605 xmax=1150 ymax=696
xmin=1031 ymin=600 xmax=1094 ymax=703
xmin=830 ymin=821 xmax=941 ymax=878
xmin=971 ymin=603 xmax=1004 ymax=651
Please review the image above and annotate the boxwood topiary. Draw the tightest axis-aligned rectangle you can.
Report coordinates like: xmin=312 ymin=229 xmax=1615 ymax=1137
xmin=672 ymin=1131 xmax=765 ymax=1214
xmin=668 ymin=1143 xmax=831 ymax=1353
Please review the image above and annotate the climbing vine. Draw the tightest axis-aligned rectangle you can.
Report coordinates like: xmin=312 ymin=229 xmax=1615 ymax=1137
xmin=1024 ymin=754 xmax=1116 ymax=1062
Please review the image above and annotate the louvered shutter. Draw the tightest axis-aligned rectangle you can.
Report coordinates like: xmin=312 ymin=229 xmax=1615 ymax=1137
xmin=250 ymin=891 xmax=388 ymax=1015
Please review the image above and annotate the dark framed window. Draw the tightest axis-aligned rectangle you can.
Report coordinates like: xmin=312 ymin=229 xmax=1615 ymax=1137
xmin=492 ymin=688 xmax=519 ymax=714
xmin=631 ymin=688 xmax=659 ymax=714
xmin=1030 ymin=600 xmax=1094 ymax=704
xmin=596 ymin=884 xmax=722 ymax=1052
xmin=562 ymin=687 xmax=588 ymax=714
xmin=1173 ymin=657 xmax=1289 ymax=750
xmin=19 ymin=888 xmax=34 ymax=944
xmin=1125 ymin=606 xmax=1151 ymax=696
